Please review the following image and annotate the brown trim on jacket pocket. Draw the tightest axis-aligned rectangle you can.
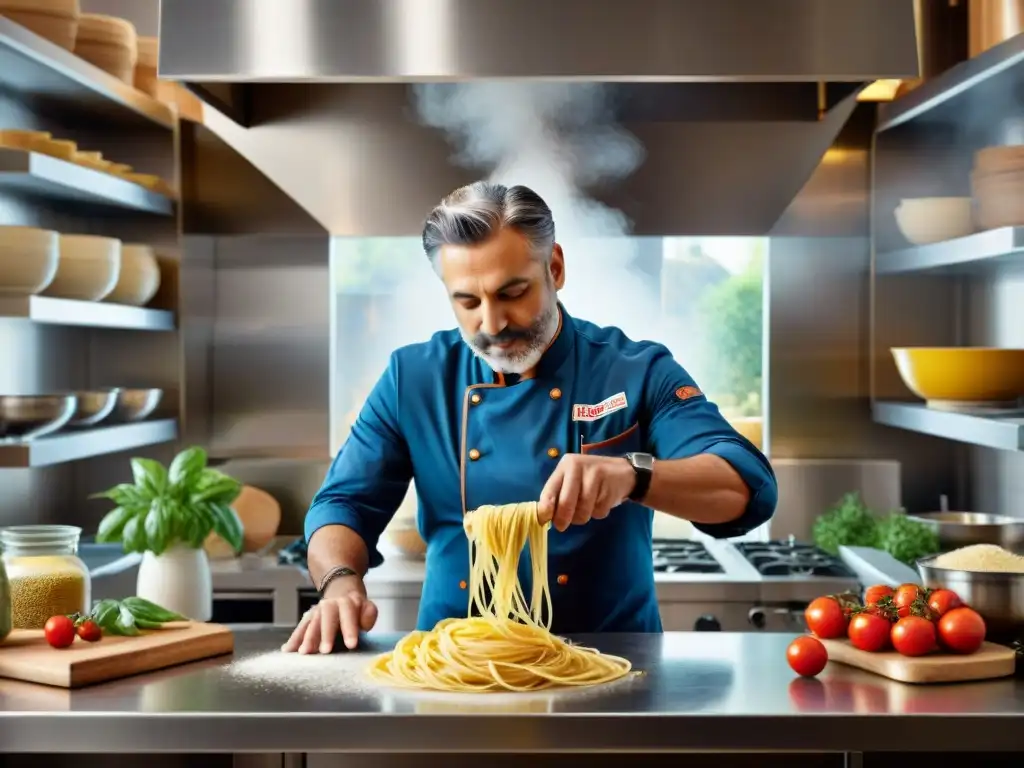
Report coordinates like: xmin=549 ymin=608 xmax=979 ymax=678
xmin=581 ymin=422 xmax=640 ymax=454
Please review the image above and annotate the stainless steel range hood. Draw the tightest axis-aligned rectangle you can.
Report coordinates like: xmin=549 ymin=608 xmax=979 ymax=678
xmin=159 ymin=0 xmax=919 ymax=236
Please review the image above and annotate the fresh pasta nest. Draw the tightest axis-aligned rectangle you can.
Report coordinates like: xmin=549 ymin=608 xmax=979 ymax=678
xmin=368 ymin=501 xmax=632 ymax=693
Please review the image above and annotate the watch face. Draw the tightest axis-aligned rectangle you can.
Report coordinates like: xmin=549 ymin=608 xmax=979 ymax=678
xmin=630 ymin=452 xmax=655 ymax=471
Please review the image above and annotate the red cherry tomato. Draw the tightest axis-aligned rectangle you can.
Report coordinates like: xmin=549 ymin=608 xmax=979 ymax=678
xmin=848 ymin=612 xmax=890 ymax=652
xmin=864 ymin=585 xmax=894 ymax=605
xmin=804 ymin=596 xmax=848 ymax=639
xmin=76 ymin=620 xmax=102 ymax=643
xmin=890 ymin=616 xmax=937 ymax=657
xmin=894 ymin=584 xmax=924 ymax=618
xmin=787 ymin=635 xmax=828 ymax=677
xmin=44 ymin=615 xmax=76 ymax=649
xmin=927 ymin=589 xmax=963 ymax=618
xmin=938 ymin=607 xmax=986 ymax=654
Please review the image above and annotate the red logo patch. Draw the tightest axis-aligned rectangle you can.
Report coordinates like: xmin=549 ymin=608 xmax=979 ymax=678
xmin=675 ymin=386 xmax=702 ymax=401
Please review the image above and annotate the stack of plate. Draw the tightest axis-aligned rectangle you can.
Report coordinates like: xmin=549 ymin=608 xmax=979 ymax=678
xmin=972 ymin=146 xmax=1024 ymax=230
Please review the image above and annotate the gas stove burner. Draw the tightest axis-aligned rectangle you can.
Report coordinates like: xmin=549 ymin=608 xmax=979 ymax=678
xmin=651 ymin=539 xmax=724 ymax=574
xmin=734 ymin=538 xmax=856 ymax=578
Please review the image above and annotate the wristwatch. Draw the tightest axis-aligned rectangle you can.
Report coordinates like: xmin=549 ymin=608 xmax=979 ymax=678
xmin=624 ymin=452 xmax=655 ymax=502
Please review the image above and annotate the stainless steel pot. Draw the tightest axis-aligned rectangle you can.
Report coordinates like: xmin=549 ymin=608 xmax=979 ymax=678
xmin=917 ymin=555 xmax=1024 ymax=641
xmin=908 ymin=510 xmax=1024 ymax=552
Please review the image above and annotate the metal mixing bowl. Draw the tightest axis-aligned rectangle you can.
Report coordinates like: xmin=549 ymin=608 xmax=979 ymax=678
xmin=113 ymin=388 xmax=163 ymax=422
xmin=917 ymin=555 xmax=1024 ymax=642
xmin=909 ymin=510 xmax=1024 ymax=553
xmin=0 ymin=395 xmax=77 ymax=442
xmin=68 ymin=388 xmax=120 ymax=427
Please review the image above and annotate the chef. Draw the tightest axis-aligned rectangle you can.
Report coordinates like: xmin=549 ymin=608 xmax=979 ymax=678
xmin=284 ymin=181 xmax=777 ymax=654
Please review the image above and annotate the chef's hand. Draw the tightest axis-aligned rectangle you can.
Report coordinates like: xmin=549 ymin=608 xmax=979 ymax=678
xmin=538 ymin=454 xmax=636 ymax=532
xmin=282 ymin=576 xmax=378 ymax=654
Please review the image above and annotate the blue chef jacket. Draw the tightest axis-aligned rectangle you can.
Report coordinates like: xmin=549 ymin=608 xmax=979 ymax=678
xmin=305 ymin=305 xmax=777 ymax=634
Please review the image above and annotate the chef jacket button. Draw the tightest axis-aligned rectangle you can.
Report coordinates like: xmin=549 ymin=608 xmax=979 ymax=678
xmin=549 ymin=388 xmax=562 ymax=400
xmin=459 ymin=580 xmax=467 ymax=590
xmin=546 ymin=447 xmax=560 ymax=459
xmin=557 ymin=574 xmax=568 ymax=585
xmin=470 ymin=393 xmax=482 ymax=405
xmin=469 ymin=448 xmax=481 ymax=461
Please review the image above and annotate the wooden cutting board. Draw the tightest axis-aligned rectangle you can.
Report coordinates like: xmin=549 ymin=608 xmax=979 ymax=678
xmin=820 ymin=638 xmax=1017 ymax=684
xmin=0 ymin=621 xmax=233 ymax=688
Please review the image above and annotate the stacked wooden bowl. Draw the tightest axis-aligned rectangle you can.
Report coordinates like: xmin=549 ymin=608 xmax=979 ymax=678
xmin=972 ymin=146 xmax=1024 ymax=230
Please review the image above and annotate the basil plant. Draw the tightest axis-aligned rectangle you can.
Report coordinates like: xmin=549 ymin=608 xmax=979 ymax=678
xmin=93 ymin=446 xmax=244 ymax=556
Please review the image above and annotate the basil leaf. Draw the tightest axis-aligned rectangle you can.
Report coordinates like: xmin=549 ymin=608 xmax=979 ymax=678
xmin=209 ymin=503 xmax=244 ymax=553
xmin=143 ymin=498 xmax=172 ymax=555
xmin=131 ymin=457 xmax=168 ymax=497
xmin=122 ymin=597 xmax=186 ymax=623
xmin=90 ymin=599 xmax=123 ymax=634
xmin=120 ymin=516 xmax=145 ymax=554
xmin=114 ymin=604 xmax=140 ymax=636
xmin=91 ymin=483 xmax=151 ymax=507
xmin=96 ymin=506 xmax=135 ymax=543
xmin=192 ymin=477 xmax=241 ymax=506
xmin=168 ymin=447 xmax=207 ymax=491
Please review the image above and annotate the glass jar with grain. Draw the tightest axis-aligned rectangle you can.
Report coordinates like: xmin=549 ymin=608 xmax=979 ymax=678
xmin=0 ymin=526 xmax=90 ymax=630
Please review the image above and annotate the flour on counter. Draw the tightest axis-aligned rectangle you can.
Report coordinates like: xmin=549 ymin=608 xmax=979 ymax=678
xmin=227 ymin=650 xmax=380 ymax=698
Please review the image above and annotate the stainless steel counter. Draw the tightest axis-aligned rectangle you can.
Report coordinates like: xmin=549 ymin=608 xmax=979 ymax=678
xmin=0 ymin=628 xmax=1022 ymax=754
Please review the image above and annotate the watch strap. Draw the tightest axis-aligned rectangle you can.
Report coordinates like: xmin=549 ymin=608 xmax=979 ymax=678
xmin=625 ymin=452 xmax=654 ymax=502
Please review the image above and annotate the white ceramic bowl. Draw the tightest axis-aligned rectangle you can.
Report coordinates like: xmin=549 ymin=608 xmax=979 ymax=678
xmin=105 ymin=243 xmax=161 ymax=306
xmin=43 ymin=235 xmax=121 ymax=302
xmin=894 ymin=197 xmax=974 ymax=245
xmin=0 ymin=226 xmax=60 ymax=296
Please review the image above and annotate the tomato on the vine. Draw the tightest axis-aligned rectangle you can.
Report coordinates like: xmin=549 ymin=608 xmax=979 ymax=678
xmin=938 ymin=607 xmax=986 ymax=654
xmin=848 ymin=612 xmax=890 ymax=652
xmin=894 ymin=584 xmax=924 ymax=618
xmin=804 ymin=596 xmax=847 ymax=639
xmin=43 ymin=615 xmax=76 ymax=649
xmin=927 ymin=589 xmax=963 ymax=618
xmin=864 ymin=585 xmax=894 ymax=605
xmin=891 ymin=616 xmax=937 ymax=657
xmin=787 ymin=635 xmax=828 ymax=677
xmin=76 ymin=619 xmax=102 ymax=643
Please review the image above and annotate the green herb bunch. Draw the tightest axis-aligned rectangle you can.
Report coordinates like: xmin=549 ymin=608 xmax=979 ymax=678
xmin=812 ymin=491 xmax=940 ymax=566
xmin=77 ymin=597 xmax=186 ymax=637
xmin=93 ymin=446 xmax=244 ymax=556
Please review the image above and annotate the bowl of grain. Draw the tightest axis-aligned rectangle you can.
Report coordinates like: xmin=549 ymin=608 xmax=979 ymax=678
xmin=917 ymin=544 xmax=1024 ymax=641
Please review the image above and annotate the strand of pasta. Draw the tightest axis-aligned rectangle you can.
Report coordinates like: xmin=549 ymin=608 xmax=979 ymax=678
xmin=368 ymin=501 xmax=632 ymax=692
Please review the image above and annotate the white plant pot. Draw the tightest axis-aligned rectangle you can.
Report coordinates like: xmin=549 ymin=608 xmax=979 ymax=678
xmin=136 ymin=545 xmax=212 ymax=621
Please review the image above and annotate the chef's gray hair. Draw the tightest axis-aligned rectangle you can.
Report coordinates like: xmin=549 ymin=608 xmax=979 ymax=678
xmin=422 ymin=182 xmax=556 ymax=271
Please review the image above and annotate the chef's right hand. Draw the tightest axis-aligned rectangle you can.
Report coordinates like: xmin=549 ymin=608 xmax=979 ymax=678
xmin=281 ymin=576 xmax=378 ymax=654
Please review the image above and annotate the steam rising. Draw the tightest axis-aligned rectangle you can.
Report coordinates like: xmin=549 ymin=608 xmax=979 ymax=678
xmin=408 ymin=82 xmax=663 ymax=338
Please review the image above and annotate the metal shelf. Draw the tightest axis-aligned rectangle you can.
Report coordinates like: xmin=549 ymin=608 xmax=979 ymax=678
xmin=876 ymin=227 xmax=1024 ymax=275
xmin=0 ymin=16 xmax=174 ymax=130
xmin=0 ymin=295 xmax=174 ymax=330
xmin=877 ymin=32 xmax=1024 ymax=133
xmin=0 ymin=418 xmax=178 ymax=468
xmin=0 ymin=148 xmax=174 ymax=215
xmin=872 ymin=401 xmax=1024 ymax=452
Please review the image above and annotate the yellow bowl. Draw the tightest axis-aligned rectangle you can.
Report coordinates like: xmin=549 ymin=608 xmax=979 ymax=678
xmin=891 ymin=347 xmax=1024 ymax=407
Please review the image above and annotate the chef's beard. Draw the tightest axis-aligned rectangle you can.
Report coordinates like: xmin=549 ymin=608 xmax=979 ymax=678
xmin=461 ymin=297 xmax=560 ymax=375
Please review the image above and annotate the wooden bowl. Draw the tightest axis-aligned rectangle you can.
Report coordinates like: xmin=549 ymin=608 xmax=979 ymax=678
xmin=74 ymin=13 xmax=137 ymax=83
xmin=0 ymin=0 xmax=81 ymax=51
xmin=43 ymin=234 xmax=120 ymax=302
xmin=0 ymin=226 xmax=59 ymax=296
xmin=104 ymin=243 xmax=160 ymax=306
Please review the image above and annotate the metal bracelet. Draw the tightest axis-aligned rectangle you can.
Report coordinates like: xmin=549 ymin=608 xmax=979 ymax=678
xmin=317 ymin=565 xmax=359 ymax=595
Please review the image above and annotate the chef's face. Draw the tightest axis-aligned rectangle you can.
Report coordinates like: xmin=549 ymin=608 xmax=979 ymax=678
xmin=437 ymin=227 xmax=565 ymax=374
